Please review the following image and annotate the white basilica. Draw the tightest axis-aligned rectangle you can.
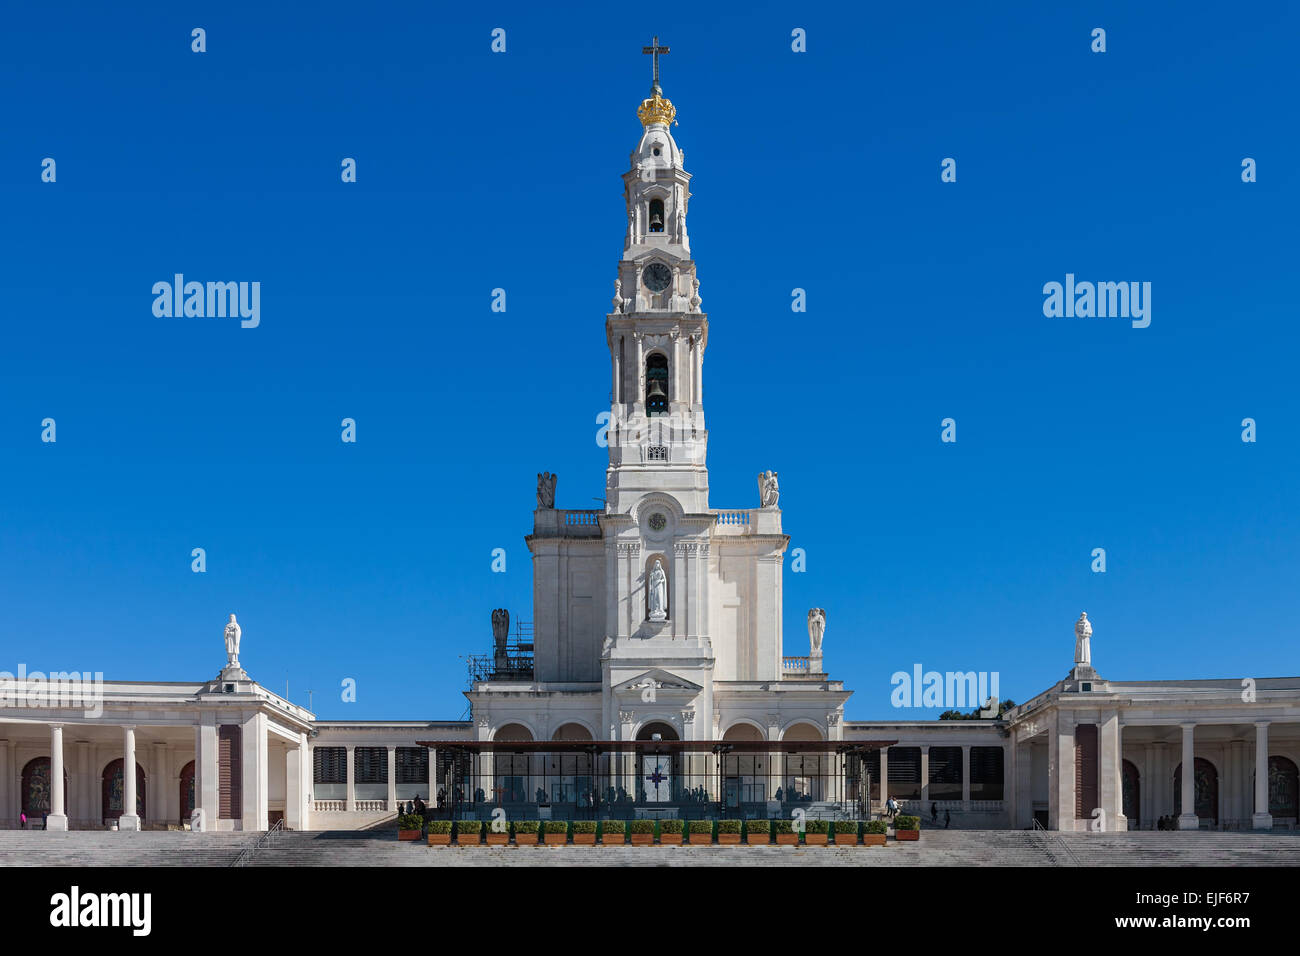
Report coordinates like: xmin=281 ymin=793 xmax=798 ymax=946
xmin=3 ymin=54 xmax=1298 ymax=836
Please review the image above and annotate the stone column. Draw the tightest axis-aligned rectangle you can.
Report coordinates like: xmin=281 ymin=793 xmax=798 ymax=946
xmin=427 ymin=747 xmax=438 ymax=806
xmin=1048 ymin=713 xmax=1075 ymax=831
xmin=1099 ymin=712 xmax=1125 ymax=832
xmin=286 ymin=733 xmax=307 ymax=831
xmin=241 ymin=712 xmax=268 ymax=831
xmin=878 ymin=746 xmax=889 ymax=811
xmin=48 ymin=724 xmax=68 ymax=830
xmin=1177 ymin=723 xmax=1198 ymax=830
xmin=919 ymin=745 xmax=930 ymax=809
xmin=120 ymin=725 xmax=140 ymax=831
xmin=1252 ymin=722 xmax=1273 ymax=830
xmin=195 ymin=716 xmax=219 ymax=830
xmin=386 ymin=745 xmax=397 ymax=812
xmin=0 ymin=739 xmax=8 ymax=822
xmin=961 ymin=744 xmax=972 ymax=805
xmin=345 ymin=745 xmax=355 ymax=812
xmin=1014 ymin=740 xmax=1033 ymax=828
xmin=153 ymin=741 xmax=169 ymax=826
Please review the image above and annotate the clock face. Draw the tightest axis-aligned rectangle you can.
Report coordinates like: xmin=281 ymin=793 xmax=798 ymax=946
xmin=643 ymin=263 xmax=672 ymax=293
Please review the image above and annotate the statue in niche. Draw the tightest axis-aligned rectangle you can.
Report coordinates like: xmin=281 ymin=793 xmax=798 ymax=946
xmin=536 ymin=472 xmax=557 ymax=509
xmin=807 ymin=608 xmax=825 ymax=654
xmin=223 ymin=613 xmax=241 ymax=668
xmin=757 ymin=470 xmax=780 ymax=508
xmin=1074 ymin=612 xmax=1092 ymax=666
xmin=647 ymin=559 xmax=668 ymax=622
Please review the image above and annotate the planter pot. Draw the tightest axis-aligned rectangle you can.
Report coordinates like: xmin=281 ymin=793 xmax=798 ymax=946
xmin=398 ymin=830 xmax=421 ymax=841
xmin=514 ymin=833 xmax=539 ymax=845
xmin=457 ymin=834 xmax=481 ymax=845
xmin=630 ymin=833 xmax=655 ymax=846
xmin=688 ymin=833 xmax=713 ymax=845
xmin=863 ymin=834 xmax=887 ymax=846
xmin=660 ymin=833 xmax=683 ymax=845
xmin=427 ymin=833 xmax=451 ymax=846
xmin=573 ymin=833 xmax=596 ymax=845
xmin=833 ymin=833 xmax=859 ymax=845
xmin=775 ymin=833 xmax=799 ymax=846
xmin=718 ymin=833 xmax=741 ymax=845
xmin=746 ymin=834 xmax=770 ymax=845
xmin=804 ymin=833 xmax=829 ymax=846
xmin=601 ymin=833 xmax=625 ymax=845
xmin=486 ymin=833 xmax=508 ymax=846
xmin=543 ymin=832 xmax=568 ymax=845
xmin=895 ymin=830 xmax=920 ymax=841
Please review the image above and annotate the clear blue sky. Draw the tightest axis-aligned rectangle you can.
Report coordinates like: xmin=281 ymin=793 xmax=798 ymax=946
xmin=2 ymin=1 xmax=1296 ymax=721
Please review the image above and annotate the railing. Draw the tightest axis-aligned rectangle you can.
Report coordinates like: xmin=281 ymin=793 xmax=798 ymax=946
xmin=1031 ymin=818 xmax=1079 ymax=866
xmin=782 ymin=656 xmax=811 ymax=674
xmin=560 ymin=510 xmax=602 ymax=537
xmin=712 ymin=509 xmax=753 ymax=531
xmin=230 ymin=817 xmax=284 ymax=867
xmin=312 ymin=799 xmax=388 ymax=812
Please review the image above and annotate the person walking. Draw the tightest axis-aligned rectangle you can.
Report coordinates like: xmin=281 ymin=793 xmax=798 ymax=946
xmin=944 ymin=809 xmax=951 ymax=829
xmin=931 ymin=802 xmax=938 ymax=825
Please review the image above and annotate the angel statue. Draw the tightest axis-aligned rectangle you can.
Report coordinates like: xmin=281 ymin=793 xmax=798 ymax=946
xmin=757 ymin=470 xmax=780 ymax=509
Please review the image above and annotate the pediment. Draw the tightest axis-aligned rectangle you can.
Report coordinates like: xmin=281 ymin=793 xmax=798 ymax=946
xmin=613 ymin=668 xmax=702 ymax=696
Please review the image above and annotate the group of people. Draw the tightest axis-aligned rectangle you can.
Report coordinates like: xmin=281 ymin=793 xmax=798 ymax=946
xmin=396 ymin=795 xmax=427 ymax=818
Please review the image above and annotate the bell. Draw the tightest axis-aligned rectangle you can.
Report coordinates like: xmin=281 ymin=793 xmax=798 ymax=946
xmin=649 ymin=210 xmax=664 ymax=231
xmin=647 ymin=379 xmax=667 ymax=401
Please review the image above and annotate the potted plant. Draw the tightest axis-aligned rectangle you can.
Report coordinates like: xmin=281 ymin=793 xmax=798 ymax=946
xmin=513 ymin=820 xmax=540 ymax=845
xmin=600 ymin=819 xmax=625 ymax=845
xmin=660 ymin=819 xmax=685 ymax=846
xmin=398 ymin=813 xmax=424 ymax=841
xmin=894 ymin=815 xmax=921 ymax=841
xmin=773 ymin=818 xmax=798 ymax=846
xmin=543 ymin=819 xmax=569 ymax=845
xmin=863 ymin=819 xmax=888 ymax=846
xmin=717 ymin=819 xmax=742 ymax=845
xmin=745 ymin=818 xmax=770 ymax=845
xmin=833 ymin=820 xmax=859 ymax=845
xmin=572 ymin=820 xmax=598 ymax=845
xmin=486 ymin=821 xmax=509 ymax=846
xmin=688 ymin=820 xmax=713 ymax=845
xmin=455 ymin=818 xmax=481 ymax=845
xmin=630 ymin=819 xmax=656 ymax=846
xmin=804 ymin=819 xmax=829 ymax=846
xmin=426 ymin=819 xmax=452 ymax=846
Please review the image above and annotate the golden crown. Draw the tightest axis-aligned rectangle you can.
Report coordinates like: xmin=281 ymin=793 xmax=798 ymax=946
xmin=637 ymin=91 xmax=677 ymax=127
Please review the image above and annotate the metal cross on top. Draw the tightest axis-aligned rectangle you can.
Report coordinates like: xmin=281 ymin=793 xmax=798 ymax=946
xmin=642 ymin=35 xmax=670 ymax=93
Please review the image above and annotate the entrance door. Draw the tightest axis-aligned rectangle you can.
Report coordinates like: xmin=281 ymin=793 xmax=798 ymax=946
xmin=178 ymin=761 xmax=195 ymax=823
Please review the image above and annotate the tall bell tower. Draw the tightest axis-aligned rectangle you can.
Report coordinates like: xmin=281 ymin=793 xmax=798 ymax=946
xmin=605 ymin=39 xmax=709 ymax=516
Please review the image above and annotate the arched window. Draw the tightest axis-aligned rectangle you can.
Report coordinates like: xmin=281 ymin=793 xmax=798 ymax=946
xmin=645 ymin=353 xmax=669 ymax=416
xmin=648 ymin=198 xmax=665 ymax=233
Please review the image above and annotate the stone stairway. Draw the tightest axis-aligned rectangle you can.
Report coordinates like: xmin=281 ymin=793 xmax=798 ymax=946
xmin=1057 ymin=831 xmax=1300 ymax=866
xmin=0 ymin=831 xmax=252 ymax=867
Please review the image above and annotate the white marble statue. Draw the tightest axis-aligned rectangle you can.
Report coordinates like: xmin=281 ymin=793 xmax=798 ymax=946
xmin=1074 ymin=612 xmax=1092 ymax=666
xmin=757 ymin=470 xmax=780 ymax=508
xmin=647 ymin=559 xmax=668 ymax=622
xmin=613 ymin=278 xmax=624 ymax=313
xmin=491 ymin=608 xmax=510 ymax=655
xmin=224 ymin=613 xmax=241 ymax=668
xmin=537 ymin=472 xmax=557 ymax=509
xmin=807 ymin=608 xmax=825 ymax=654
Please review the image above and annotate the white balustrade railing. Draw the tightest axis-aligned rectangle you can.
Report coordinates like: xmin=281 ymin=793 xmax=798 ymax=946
xmin=313 ymin=799 xmax=389 ymax=812
xmin=782 ymin=656 xmax=811 ymax=674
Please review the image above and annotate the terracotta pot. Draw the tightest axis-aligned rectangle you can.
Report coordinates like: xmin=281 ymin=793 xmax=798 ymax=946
xmin=833 ymin=833 xmax=859 ymax=845
xmin=775 ymin=833 xmax=799 ymax=845
xmin=573 ymin=833 xmax=596 ymax=845
xmin=427 ymin=833 xmax=451 ymax=845
xmin=514 ymin=832 xmax=538 ymax=845
xmin=630 ymin=833 xmax=654 ymax=845
xmin=486 ymin=832 xmax=508 ymax=846
xmin=746 ymin=833 xmax=770 ymax=845
xmin=896 ymin=829 xmax=920 ymax=841
xmin=688 ymin=832 xmax=713 ymax=845
xmin=660 ymin=833 xmax=683 ymax=845
xmin=544 ymin=832 xmax=568 ymax=845
xmin=863 ymin=834 xmax=887 ymax=846
xmin=804 ymin=833 xmax=828 ymax=845
xmin=602 ymin=832 xmax=625 ymax=845
xmin=398 ymin=830 xmax=421 ymax=841
xmin=718 ymin=833 xmax=741 ymax=845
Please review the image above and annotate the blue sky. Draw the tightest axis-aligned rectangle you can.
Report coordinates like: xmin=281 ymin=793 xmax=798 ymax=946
xmin=1 ymin=0 xmax=1296 ymax=721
